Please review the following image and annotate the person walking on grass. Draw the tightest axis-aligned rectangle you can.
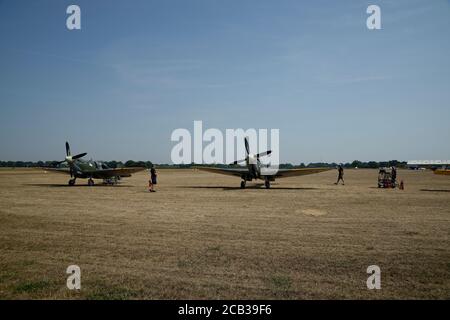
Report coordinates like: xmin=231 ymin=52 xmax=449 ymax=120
xmin=148 ymin=165 xmax=157 ymax=192
xmin=335 ymin=164 xmax=345 ymax=185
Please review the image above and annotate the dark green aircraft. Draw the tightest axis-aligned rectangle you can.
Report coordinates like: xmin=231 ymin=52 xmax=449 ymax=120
xmin=43 ymin=142 xmax=146 ymax=186
xmin=197 ymin=137 xmax=331 ymax=189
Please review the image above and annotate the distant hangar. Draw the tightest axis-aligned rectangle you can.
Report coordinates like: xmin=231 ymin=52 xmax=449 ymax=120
xmin=407 ymin=160 xmax=450 ymax=169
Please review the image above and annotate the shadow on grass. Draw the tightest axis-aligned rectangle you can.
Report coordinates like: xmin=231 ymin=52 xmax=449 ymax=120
xmin=420 ymin=189 xmax=450 ymax=193
xmin=25 ymin=183 xmax=129 ymax=188
xmin=176 ymin=186 xmax=319 ymax=191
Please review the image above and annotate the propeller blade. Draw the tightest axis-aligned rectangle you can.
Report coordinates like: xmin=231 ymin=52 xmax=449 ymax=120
xmin=256 ymin=150 xmax=272 ymax=158
xmin=230 ymin=158 xmax=248 ymax=165
xmin=244 ymin=137 xmax=250 ymax=155
xmin=72 ymin=152 xmax=87 ymax=160
xmin=66 ymin=142 xmax=71 ymax=156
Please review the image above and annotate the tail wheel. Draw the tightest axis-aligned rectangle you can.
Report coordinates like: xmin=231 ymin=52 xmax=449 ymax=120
xmin=240 ymin=181 xmax=246 ymax=189
xmin=68 ymin=179 xmax=75 ymax=186
xmin=265 ymin=180 xmax=270 ymax=189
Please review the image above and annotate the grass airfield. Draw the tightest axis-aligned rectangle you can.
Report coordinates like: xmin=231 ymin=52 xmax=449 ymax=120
xmin=0 ymin=168 xmax=449 ymax=299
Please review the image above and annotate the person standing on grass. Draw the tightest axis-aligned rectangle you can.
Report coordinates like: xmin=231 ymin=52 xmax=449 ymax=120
xmin=335 ymin=165 xmax=345 ymax=185
xmin=391 ymin=166 xmax=397 ymax=186
xmin=148 ymin=165 xmax=157 ymax=192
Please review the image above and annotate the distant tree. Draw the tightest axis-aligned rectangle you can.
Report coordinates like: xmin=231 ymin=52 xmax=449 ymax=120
xmin=367 ymin=161 xmax=378 ymax=168
xmin=134 ymin=161 xmax=145 ymax=167
xmin=379 ymin=161 xmax=388 ymax=168
xmin=388 ymin=160 xmax=399 ymax=167
xmin=307 ymin=162 xmax=334 ymax=168
xmin=124 ymin=160 xmax=136 ymax=167
xmin=145 ymin=161 xmax=153 ymax=168
xmin=351 ymin=160 xmax=363 ymax=168
xmin=0 ymin=159 xmax=409 ymax=169
xmin=106 ymin=160 xmax=118 ymax=168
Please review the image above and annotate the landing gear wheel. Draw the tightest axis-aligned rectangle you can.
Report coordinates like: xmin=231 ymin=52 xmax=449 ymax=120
xmin=240 ymin=181 xmax=246 ymax=189
xmin=88 ymin=178 xmax=94 ymax=186
xmin=265 ymin=180 xmax=271 ymax=189
xmin=68 ymin=179 xmax=76 ymax=186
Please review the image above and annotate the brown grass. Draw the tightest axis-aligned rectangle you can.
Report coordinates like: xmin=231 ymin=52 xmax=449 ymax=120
xmin=0 ymin=168 xmax=449 ymax=299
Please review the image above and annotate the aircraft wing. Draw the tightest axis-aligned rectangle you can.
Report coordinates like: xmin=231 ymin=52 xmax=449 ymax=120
xmin=266 ymin=167 xmax=332 ymax=178
xmin=42 ymin=167 xmax=71 ymax=175
xmin=91 ymin=167 xmax=146 ymax=178
xmin=42 ymin=167 xmax=146 ymax=178
xmin=196 ymin=167 xmax=249 ymax=177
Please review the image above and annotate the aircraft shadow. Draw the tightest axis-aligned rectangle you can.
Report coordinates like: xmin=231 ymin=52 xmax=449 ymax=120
xmin=25 ymin=183 xmax=128 ymax=188
xmin=177 ymin=186 xmax=318 ymax=191
xmin=420 ymin=189 xmax=450 ymax=193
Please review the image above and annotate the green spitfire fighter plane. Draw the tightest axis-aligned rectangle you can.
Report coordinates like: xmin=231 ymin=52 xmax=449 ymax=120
xmin=196 ymin=137 xmax=331 ymax=189
xmin=43 ymin=142 xmax=146 ymax=186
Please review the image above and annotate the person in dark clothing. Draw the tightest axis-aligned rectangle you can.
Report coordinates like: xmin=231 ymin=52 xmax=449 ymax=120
xmin=335 ymin=165 xmax=345 ymax=185
xmin=391 ymin=166 xmax=397 ymax=186
xmin=148 ymin=166 xmax=157 ymax=192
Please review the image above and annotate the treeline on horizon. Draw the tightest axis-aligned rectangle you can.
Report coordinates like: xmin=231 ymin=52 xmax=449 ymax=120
xmin=0 ymin=160 xmax=407 ymax=169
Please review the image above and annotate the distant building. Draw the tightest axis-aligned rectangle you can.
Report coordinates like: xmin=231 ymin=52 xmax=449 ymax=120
xmin=407 ymin=160 xmax=450 ymax=170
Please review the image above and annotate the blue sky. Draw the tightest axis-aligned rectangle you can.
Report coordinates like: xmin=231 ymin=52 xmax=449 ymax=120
xmin=0 ymin=0 xmax=449 ymax=163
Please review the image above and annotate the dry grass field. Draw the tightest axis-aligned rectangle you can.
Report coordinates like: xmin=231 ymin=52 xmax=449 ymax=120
xmin=0 ymin=168 xmax=449 ymax=299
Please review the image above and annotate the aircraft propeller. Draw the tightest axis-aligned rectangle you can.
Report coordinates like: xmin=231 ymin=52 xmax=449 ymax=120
xmin=54 ymin=142 xmax=87 ymax=177
xmin=230 ymin=137 xmax=271 ymax=165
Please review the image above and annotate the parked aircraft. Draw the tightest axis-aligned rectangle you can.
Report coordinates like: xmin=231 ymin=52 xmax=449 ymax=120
xmin=43 ymin=142 xmax=145 ymax=186
xmin=196 ymin=137 xmax=331 ymax=189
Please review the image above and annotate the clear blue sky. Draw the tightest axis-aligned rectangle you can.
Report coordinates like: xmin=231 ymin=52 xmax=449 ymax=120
xmin=1 ymin=0 xmax=449 ymax=163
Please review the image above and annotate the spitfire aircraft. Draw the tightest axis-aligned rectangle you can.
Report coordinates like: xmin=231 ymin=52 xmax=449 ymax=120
xmin=196 ymin=137 xmax=331 ymax=189
xmin=43 ymin=142 xmax=146 ymax=186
